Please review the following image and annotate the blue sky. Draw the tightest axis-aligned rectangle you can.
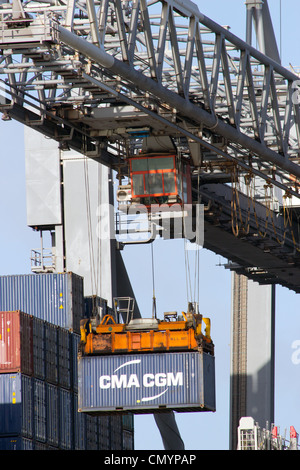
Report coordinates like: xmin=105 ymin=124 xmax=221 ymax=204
xmin=1 ymin=0 xmax=300 ymax=451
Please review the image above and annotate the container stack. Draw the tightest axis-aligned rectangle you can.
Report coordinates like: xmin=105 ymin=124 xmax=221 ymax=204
xmin=0 ymin=274 xmax=134 ymax=450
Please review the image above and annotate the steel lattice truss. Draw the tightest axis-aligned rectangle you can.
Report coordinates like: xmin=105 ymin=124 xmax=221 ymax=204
xmin=1 ymin=0 xmax=300 ymax=194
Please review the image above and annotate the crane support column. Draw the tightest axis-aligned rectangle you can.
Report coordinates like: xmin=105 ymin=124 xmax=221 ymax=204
xmin=230 ymin=272 xmax=275 ymax=449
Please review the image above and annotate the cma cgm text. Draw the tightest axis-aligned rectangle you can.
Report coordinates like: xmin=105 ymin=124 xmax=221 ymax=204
xmin=99 ymin=372 xmax=183 ymax=389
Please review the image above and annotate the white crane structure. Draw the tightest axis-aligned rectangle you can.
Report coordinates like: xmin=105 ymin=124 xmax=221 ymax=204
xmin=1 ymin=0 xmax=300 ymax=449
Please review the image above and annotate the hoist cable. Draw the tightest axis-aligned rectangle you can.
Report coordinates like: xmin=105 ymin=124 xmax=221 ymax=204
xmin=196 ymin=169 xmax=201 ymax=307
xmin=184 ymin=239 xmax=191 ymax=304
xmin=83 ymin=151 xmax=97 ymax=305
xmin=151 ymin=240 xmax=157 ymax=319
xmin=95 ymin=162 xmax=102 ymax=300
xmin=184 ymin=168 xmax=201 ymax=308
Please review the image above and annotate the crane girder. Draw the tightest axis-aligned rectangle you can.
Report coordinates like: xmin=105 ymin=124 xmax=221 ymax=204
xmin=1 ymin=0 xmax=300 ymax=193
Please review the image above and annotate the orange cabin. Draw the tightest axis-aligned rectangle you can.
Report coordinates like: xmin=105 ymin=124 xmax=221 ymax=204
xmin=129 ymin=154 xmax=192 ymax=207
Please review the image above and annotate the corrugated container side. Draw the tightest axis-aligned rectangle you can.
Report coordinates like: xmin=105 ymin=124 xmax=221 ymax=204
xmin=71 ymin=333 xmax=80 ymax=392
xmin=21 ymin=375 xmax=34 ymax=439
xmin=0 ymin=373 xmax=33 ymax=438
xmin=34 ymin=441 xmax=48 ymax=450
xmin=73 ymin=393 xmax=86 ymax=450
xmin=98 ymin=415 xmax=110 ymax=450
xmin=69 ymin=273 xmax=85 ymax=333
xmin=34 ymin=378 xmax=47 ymax=443
xmin=122 ymin=413 xmax=134 ymax=432
xmin=0 ymin=311 xmax=33 ymax=376
xmin=84 ymin=296 xmax=107 ymax=319
xmin=122 ymin=430 xmax=134 ymax=450
xmin=46 ymin=383 xmax=59 ymax=448
xmin=0 ymin=273 xmax=84 ymax=332
xmin=110 ymin=415 xmax=123 ymax=450
xmin=59 ymin=388 xmax=73 ymax=450
xmin=32 ymin=317 xmax=46 ymax=380
xmin=78 ymin=351 xmax=215 ymax=413
xmin=45 ymin=322 xmax=58 ymax=385
xmin=85 ymin=415 xmax=98 ymax=450
xmin=0 ymin=436 xmax=34 ymax=450
xmin=58 ymin=328 xmax=71 ymax=390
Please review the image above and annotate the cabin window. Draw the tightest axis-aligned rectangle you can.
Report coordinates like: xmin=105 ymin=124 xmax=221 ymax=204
xmin=132 ymin=173 xmax=144 ymax=196
xmin=145 ymin=173 xmax=164 ymax=195
xmin=131 ymin=157 xmax=174 ymax=172
xmin=129 ymin=155 xmax=190 ymax=205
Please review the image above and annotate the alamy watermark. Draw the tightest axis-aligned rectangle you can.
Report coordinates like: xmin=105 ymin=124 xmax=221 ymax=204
xmin=291 ymin=340 xmax=300 ymax=365
xmin=96 ymin=203 xmax=204 ymax=249
xmin=292 ymin=81 xmax=300 ymax=105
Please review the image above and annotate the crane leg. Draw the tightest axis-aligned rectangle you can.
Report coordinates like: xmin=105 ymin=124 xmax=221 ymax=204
xmin=154 ymin=412 xmax=185 ymax=450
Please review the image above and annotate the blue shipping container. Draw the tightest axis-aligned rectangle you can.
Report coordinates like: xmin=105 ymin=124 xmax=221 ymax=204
xmin=0 ymin=436 xmax=34 ymax=450
xmin=46 ymin=383 xmax=59 ymax=447
xmin=32 ymin=317 xmax=46 ymax=380
xmin=45 ymin=323 xmax=58 ymax=386
xmin=73 ymin=393 xmax=86 ymax=450
xmin=78 ymin=351 xmax=215 ymax=414
xmin=34 ymin=378 xmax=46 ymax=443
xmin=0 ymin=374 xmax=33 ymax=437
xmin=71 ymin=333 xmax=80 ymax=393
xmin=0 ymin=273 xmax=84 ymax=332
xmin=58 ymin=328 xmax=72 ymax=390
xmin=59 ymin=388 xmax=73 ymax=450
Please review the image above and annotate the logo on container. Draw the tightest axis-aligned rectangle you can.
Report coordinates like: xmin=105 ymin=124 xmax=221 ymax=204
xmin=99 ymin=359 xmax=183 ymax=403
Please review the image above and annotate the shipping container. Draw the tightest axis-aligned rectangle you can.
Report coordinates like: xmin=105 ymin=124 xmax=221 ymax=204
xmin=73 ymin=393 xmax=86 ymax=450
xmin=45 ymin=323 xmax=58 ymax=385
xmin=122 ymin=413 xmax=134 ymax=432
xmin=58 ymin=328 xmax=71 ymax=390
xmin=84 ymin=296 xmax=108 ymax=319
xmin=59 ymin=388 xmax=73 ymax=450
xmin=34 ymin=441 xmax=49 ymax=450
xmin=34 ymin=378 xmax=47 ymax=443
xmin=0 ymin=436 xmax=34 ymax=450
xmin=0 ymin=273 xmax=84 ymax=332
xmin=46 ymin=383 xmax=59 ymax=447
xmin=123 ymin=430 xmax=134 ymax=450
xmin=110 ymin=415 xmax=123 ymax=450
xmin=98 ymin=415 xmax=110 ymax=450
xmin=85 ymin=414 xmax=98 ymax=450
xmin=71 ymin=333 xmax=80 ymax=393
xmin=0 ymin=373 xmax=33 ymax=438
xmin=0 ymin=311 xmax=33 ymax=376
xmin=32 ymin=317 xmax=46 ymax=380
xmin=78 ymin=351 xmax=215 ymax=414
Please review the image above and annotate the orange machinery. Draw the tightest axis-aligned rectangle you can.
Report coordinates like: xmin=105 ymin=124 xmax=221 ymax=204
xmin=79 ymin=299 xmax=214 ymax=357
xmin=116 ymin=153 xmax=192 ymax=210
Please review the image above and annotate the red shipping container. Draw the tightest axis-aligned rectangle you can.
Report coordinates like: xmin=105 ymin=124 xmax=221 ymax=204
xmin=0 ymin=311 xmax=33 ymax=375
